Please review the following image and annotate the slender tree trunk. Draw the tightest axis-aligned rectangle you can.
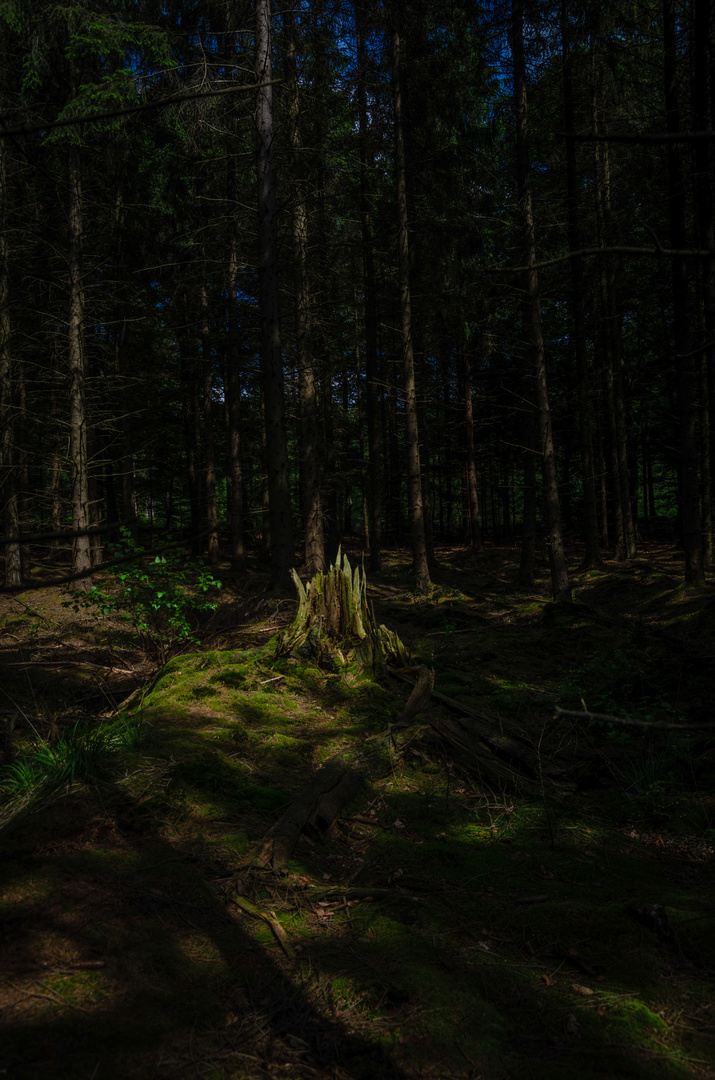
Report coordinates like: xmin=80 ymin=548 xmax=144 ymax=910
xmin=517 ymin=348 xmax=537 ymax=585
xmin=67 ymin=146 xmax=92 ymax=589
xmin=595 ymin=409 xmax=610 ymax=549
xmin=561 ymin=2 xmax=601 ymax=569
xmin=226 ymin=182 xmax=245 ymax=569
xmin=594 ymin=177 xmax=628 ymax=556
xmin=356 ymin=3 xmax=382 ymax=571
xmin=512 ymin=0 xmax=570 ymax=601
xmin=321 ymin=368 xmax=339 ymax=562
xmin=113 ymin=318 xmax=137 ymax=531
xmin=599 ymin=297 xmax=626 ymax=559
xmin=663 ymin=0 xmax=704 ymax=583
xmin=179 ymin=292 xmax=201 ymax=555
xmin=353 ymin=300 xmax=370 ymax=551
xmin=414 ymin=328 xmax=436 ymax=566
xmin=286 ymin=5 xmax=324 ymax=576
xmin=86 ymin=425 xmax=103 ymax=566
xmin=591 ymin=50 xmax=634 ymax=560
xmin=200 ymin=277 xmax=218 ymax=566
xmin=0 ymin=137 xmax=21 ymax=586
xmin=386 ymin=351 xmax=402 ymax=544
xmin=462 ymin=343 xmax=482 ymax=549
xmin=392 ymin=2 xmax=430 ymax=592
xmin=608 ymin=266 xmax=637 ymax=558
xmin=50 ymin=382 xmax=64 ymax=550
xmin=260 ymin=388 xmax=270 ymax=560
xmin=256 ymin=0 xmax=293 ymax=589
xmin=694 ymin=0 xmax=714 ymax=565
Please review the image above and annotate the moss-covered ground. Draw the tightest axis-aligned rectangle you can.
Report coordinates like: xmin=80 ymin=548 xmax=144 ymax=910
xmin=0 ymin=542 xmax=714 ymax=1079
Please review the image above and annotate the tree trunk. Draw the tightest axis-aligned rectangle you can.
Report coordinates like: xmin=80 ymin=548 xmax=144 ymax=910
xmin=356 ymin=2 xmax=382 ymax=572
xmin=200 ymin=277 xmax=219 ymax=567
xmin=226 ymin=176 xmax=245 ymax=569
xmin=179 ymin=291 xmax=201 ymax=556
xmin=67 ymin=145 xmax=92 ymax=589
xmin=285 ymin=4 xmax=324 ymax=577
xmin=561 ymin=2 xmax=601 ymax=569
xmin=0 ymin=136 xmax=21 ymax=587
xmin=256 ymin=0 xmax=294 ymax=590
xmin=663 ymin=0 xmax=704 ymax=583
xmin=50 ymin=381 xmax=64 ymax=551
xmin=608 ymin=264 xmax=637 ymax=559
xmin=591 ymin=52 xmax=635 ymax=561
xmin=693 ymin=0 xmax=714 ymax=566
xmin=512 ymin=0 xmax=571 ymax=601
xmin=462 ymin=343 xmax=482 ymax=550
xmin=517 ymin=384 xmax=536 ymax=586
xmin=392 ymin=2 xmax=430 ymax=593
xmin=596 ymin=409 xmax=610 ymax=549
xmin=116 ymin=320 xmax=137 ymax=532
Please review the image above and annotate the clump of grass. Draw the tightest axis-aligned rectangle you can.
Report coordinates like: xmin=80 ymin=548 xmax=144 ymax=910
xmin=1 ymin=722 xmax=112 ymax=796
xmin=1 ymin=713 xmax=145 ymax=798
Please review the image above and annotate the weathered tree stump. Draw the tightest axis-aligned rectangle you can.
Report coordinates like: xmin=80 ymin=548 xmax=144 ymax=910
xmin=241 ymin=554 xmax=578 ymax=879
xmin=273 ymin=550 xmax=408 ymax=672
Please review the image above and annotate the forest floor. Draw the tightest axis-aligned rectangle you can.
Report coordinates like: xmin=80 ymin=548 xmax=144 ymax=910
xmin=1 ymin=542 xmax=715 ymax=1079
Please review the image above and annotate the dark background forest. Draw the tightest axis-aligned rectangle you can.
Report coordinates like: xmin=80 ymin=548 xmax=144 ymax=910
xmin=1 ymin=0 xmax=713 ymax=594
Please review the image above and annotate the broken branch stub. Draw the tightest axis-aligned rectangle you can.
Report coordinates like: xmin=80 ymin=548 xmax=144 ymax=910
xmin=274 ymin=550 xmax=409 ymax=671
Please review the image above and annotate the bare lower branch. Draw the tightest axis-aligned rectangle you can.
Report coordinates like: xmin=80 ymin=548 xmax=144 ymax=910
xmin=0 ymin=521 xmax=125 ymax=545
xmin=492 ymin=244 xmax=714 ymax=273
xmin=557 ymin=129 xmax=715 ymax=143
xmin=0 ymin=79 xmax=283 ymax=139
xmin=554 ymin=705 xmax=714 ymax=730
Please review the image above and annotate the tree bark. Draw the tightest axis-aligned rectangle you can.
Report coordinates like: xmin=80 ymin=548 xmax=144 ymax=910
xmin=67 ymin=145 xmax=92 ymax=589
xmin=663 ymin=0 xmax=704 ymax=583
xmin=517 ymin=357 xmax=537 ymax=586
xmin=512 ymin=0 xmax=571 ymax=601
xmin=200 ymin=276 xmax=219 ymax=567
xmin=462 ymin=343 xmax=482 ymax=549
xmin=392 ymin=2 xmax=430 ymax=593
xmin=356 ymin=3 xmax=382 ymax=572
xmin=693 ymin=0 xmax=715 ymax=566
xmin=50 ymin=379 xmax=64 ymax=550
xmin=179 ymin=291 xmax=201 ymax=555
xmin=590 ymin=46 xmax=636 ymax=561
xmin=256 ymin=0 xmax=294 ymax=589
xmin=285 ymin=4 xmax=324 ymax=577
xmin=226 ymin=174 xmax=245 ymax=569
xmin=561 ymin=2 xmax=602 ymax=570
xmin=0 ymin=137 xmax=21 ymax=587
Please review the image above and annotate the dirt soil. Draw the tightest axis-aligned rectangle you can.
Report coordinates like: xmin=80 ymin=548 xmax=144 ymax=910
xmin=1 ymin=542 xmax=715 ymax=1080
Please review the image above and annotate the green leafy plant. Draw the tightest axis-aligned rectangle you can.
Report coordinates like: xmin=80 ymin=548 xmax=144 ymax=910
xmin=65 ymin=528 xmax=221 ymax=663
